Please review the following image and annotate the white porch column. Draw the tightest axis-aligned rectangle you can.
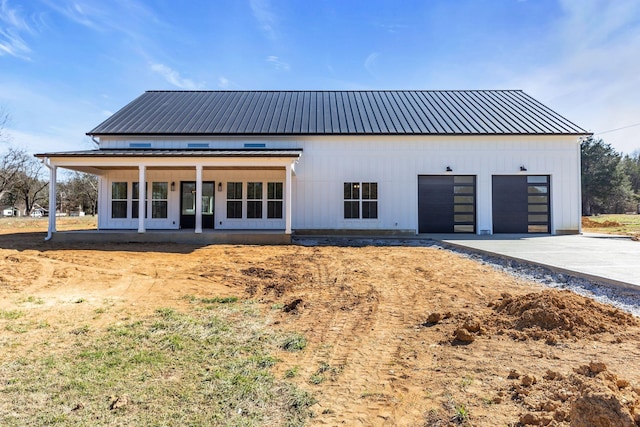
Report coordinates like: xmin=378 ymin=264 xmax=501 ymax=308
xmin=138 ymin=165 xmax=146 ymax=233
xmin=195 ymin=165 xmax=203 ymax=233
xmin=48 ymin=164 xmax=57 ymax=235
xmin=285 ymin=162 xmax=292 ymax=234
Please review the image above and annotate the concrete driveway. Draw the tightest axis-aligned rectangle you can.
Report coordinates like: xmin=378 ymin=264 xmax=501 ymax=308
xmin=432 ymin=233 xmax=640 ymax=292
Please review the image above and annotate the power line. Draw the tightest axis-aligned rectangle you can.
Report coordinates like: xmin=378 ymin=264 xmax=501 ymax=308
xmin=594 ymin=122 xmax=640 ymax=135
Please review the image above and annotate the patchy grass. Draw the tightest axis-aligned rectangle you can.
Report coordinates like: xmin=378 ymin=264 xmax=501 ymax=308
xmin=200 ymin=296 xmax=239 ymax=304
xmin=582 ymin=214 xmax=640 ymax=240
xmin=0 ymin=301 xmax=314 ymax=426
xmin=0 ymin=215 xmax=97 ymax=232
xmin=452 ymin=403 xmax=470 ymax=424
xmin=281 ymin=333 xmax=308 ymax=352
xmin=284 ymin=366 xmax=299 ymax=379
xmin=18 ymin=296 xmax=44 ymax=305
xmin=0 ymin=310 xmax=24 ymax=320
xmin=183 ymin=295 xmax=239 ymax=305
xmin=308 ymin=362 xmax=343 ymax=385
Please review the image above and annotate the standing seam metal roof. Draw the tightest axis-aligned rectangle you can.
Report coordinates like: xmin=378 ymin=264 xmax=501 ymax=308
xmin=88 ymin=90 xmax=589 ymax=136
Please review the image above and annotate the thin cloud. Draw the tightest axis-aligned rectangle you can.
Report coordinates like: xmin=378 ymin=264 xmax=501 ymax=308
xmin=364 ymin=52 xmax=380 ymax=76
xmin=374 ymin=23 xmax=407 ymax=34
xmin=41 ymin=0 xmax=169 ymax=43
xmin=41 ymin=0 xmax=102 ymax=30
xmin=150 ymin=63 xmax=201 ymax=90
xmin=0 ymin=28 xmax=30 ymax=58
xmin=502 ymin=0 xmax=640 ymax=153
xmin=0 ymin=0 xmax=33 ymax=59
xmin=250 ymin=0 xmax=277 ymax=39
xmin=1 ymin=0 xmax=34 ymax=32
xmin=218 ymin=77 xmax=230 ymax=89
xmin=266 ymin=55 xmax=290 ymax=71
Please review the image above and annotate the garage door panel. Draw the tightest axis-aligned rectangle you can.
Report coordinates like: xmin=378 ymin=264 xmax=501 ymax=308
xmin=418 ymin=175 xmax=476 ymax=233
xmin=492 ymin=175 xmax=550 ymax=234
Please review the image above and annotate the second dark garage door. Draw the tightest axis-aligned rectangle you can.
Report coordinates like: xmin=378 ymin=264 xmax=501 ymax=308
xmin=418 ymin=175 xmax=476 ymax=233
xmin=492 ymin=175 xmax=550 ymax=233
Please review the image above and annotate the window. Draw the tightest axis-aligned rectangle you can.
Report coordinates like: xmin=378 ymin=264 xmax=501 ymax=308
xmin=247 ymin=182 xmax=263 ymax=219
xmin=267 ymin=182 xmax=283 ymax=219
xmin=453 ymin=175 xmax=475 ymax=233
xmin=111 ymin=182 xmax=127 ymax=218
xmin=344 ymin=182 xmax=360 ymax=219
xmin=344 ymin=182 xmax=378 ymax=219
xmin=227 ymin=182 xmax=243 ymax=219
xmin=132 ymin=182 xmax=147 ymax=219
xmin=527 ymin=175 xmax=550 ymax=233
xmin=151 ymin=182 xmax=168 ymax=219
xmin=361 ymin=182 xmax=378 ymax=219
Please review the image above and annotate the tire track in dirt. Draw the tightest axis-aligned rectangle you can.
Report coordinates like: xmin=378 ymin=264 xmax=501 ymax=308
xmin=287 ymin=249 xmax=432 ymax=425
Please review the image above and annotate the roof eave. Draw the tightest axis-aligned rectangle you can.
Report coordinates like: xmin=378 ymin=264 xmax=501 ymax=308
xmin=87 ymin=131 xmax=592 ymax=137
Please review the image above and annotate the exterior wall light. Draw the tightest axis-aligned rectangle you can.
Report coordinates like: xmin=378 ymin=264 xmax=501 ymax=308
xmin=520 ymin=166 xmax=527 ymax=172
xmin=170 ymin=181 xmax=175 ymax=191
xmin=446 ymin=166 xmax=453 ymax=172
xmin=218 ymin=182 xmax=223 ymax=192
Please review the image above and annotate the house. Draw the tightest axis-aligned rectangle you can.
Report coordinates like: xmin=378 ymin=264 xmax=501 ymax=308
xmin=2 ymin=207 xmax=18 ymax=217
xmin=35 ymin=90 xmax=590 ymax=242
xmin=29 ymin=204 xmax=48 ymax=218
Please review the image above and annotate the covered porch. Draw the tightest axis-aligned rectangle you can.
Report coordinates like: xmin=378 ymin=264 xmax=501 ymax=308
xmin=35 ymin=149 xmax=302 ymax=242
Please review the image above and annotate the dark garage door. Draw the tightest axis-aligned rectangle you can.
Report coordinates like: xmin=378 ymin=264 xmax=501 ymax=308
xmin=418 ymin=175 xmax=476 ymax=233
xmin=492 ymin=175 xmax=550 ymax=233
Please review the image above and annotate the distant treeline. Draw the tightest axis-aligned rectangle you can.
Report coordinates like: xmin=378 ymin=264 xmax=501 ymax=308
xmin=582 ymin=136 xmax=640 ymax=215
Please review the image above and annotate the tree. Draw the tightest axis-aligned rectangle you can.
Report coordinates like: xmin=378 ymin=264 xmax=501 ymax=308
xmin=0 ymin=147 xmax=30 ymax=205
xmin=58 ymin=172 xmax=99 ymax=215
xmin=581 ymin=136 xmax=633 ymax=215
xmin=0 ymin=105 xmax=8 ymax=143
xmin=621 ymin=152 xmax=640 ymax=195
xmin=11 ymin=155 xmax=48 ymax=216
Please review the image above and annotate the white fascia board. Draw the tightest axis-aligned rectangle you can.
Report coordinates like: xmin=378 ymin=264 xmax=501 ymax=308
xmin=46 ymin=156 xmax=297 ymax=169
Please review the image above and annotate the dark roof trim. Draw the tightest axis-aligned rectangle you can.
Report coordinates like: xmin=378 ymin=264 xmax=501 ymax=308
xmin=35 ymin=149 xmax=303 ymax=158
xmin=88 ymin=131 xmax=590 ymax=137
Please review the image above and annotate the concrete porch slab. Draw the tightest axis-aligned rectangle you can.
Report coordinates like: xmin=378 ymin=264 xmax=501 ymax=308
xmin=48 ymin=229 xmax=291 ymax=245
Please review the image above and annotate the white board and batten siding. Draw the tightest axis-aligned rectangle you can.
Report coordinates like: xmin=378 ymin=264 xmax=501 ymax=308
xmin=290 ymin=134 xmax=581 ymax=234
xmin=97 ymin=134 xmax=581 ymax=234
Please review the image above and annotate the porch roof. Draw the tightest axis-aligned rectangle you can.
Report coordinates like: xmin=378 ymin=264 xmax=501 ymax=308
xmin=35 ymin=148 xmax=303 ymax=158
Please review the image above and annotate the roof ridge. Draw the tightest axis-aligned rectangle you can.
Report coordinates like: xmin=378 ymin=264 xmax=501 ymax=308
xmin=144 ymin=89 xmax=524 ymax=93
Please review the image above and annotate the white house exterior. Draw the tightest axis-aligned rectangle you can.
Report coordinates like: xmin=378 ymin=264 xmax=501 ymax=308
xmin=36 ymin=90 xmax=590 ymax=241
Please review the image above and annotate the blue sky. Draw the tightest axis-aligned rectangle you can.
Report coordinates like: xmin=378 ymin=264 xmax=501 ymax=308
xmin=1 ymin=0 xmax=639 ymax=155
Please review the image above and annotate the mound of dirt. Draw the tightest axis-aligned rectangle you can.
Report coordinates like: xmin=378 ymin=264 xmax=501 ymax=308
xmin=514 ymin=363 xmax=640 ymax=426
xmin=487 ymin=290 xmax=639 ymax=343
xmin=241 ymin=267 xmax=278 ymax=279
xmin=242 ymin=265 xmax=308 ymax=299
xmin=582 ymin=217 xmax=622 ymax=228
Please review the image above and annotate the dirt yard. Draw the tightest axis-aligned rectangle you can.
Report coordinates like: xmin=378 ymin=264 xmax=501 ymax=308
xmin=1 ymin=218 xmax=640 ymax=426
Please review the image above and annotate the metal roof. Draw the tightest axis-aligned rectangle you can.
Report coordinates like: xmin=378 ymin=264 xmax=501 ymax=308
xmin=88 ymin=90 xmax=589 ymax=136
xmin=35 ymin=149 xmax=303 ymax=158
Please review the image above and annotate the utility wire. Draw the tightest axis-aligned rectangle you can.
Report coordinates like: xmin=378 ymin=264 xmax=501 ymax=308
xmin=594 ymin=122 xmax=640 ymax=135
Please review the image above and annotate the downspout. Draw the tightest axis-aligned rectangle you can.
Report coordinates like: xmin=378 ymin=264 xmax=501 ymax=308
xmin=41 ymin=157 xmax=55 ymax=241
xmin=577 ymin=136 xmax=584 ymax=234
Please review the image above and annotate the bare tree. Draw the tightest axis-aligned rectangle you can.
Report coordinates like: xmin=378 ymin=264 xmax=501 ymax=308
xmin=12 ymin=155 xmax=48 ymax=216
xmin=58 ymin=172 xmax=99 ymax=215
xmin=0 ymin=106 xmax=9 ymax=143
xmin=0 ymin=147 xmax=30 ymax=204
